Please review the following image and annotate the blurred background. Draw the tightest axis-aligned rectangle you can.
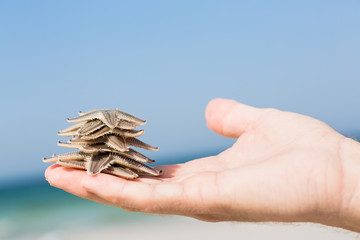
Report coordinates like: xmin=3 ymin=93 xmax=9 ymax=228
xmin=0 ymin=1 xmax=359 ymax=239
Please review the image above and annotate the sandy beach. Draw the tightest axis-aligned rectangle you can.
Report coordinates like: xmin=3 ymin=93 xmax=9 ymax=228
xmin=14 ymin=216 xmax=359 ymax=240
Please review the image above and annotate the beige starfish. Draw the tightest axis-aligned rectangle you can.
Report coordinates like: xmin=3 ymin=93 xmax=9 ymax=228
xmin=58 ymin=120 xmax=140 ymax=137
xmin=109 ymin=153 xmax=161 ymax=176
xmin=78 ymin=127 xmax=143 ymax=140
xmin=59 ymin=141 xmax=155 ymax=163
xmin=44 ymin=151 xmax=160 ymax=176
xmin=57 ymin=159 xmax=138 ymax=179
xmin=67 ymin=109 xmax=146 ymax=129
xmin=59 ymin=135 xmax=128 ymax=152
xmin=71 ymin=135 xmax=158 ymax=151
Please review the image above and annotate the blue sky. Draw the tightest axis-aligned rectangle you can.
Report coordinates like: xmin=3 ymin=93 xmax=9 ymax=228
xmin=0 ymin=1 xmax=359 ymax=184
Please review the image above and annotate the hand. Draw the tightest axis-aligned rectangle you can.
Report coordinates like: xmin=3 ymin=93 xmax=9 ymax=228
xmin=45 ymin=98 xmax=360 ymax=231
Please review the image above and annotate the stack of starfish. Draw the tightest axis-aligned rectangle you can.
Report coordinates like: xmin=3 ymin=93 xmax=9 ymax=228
xmin=43 ymin=109 xmax=162 ymax=179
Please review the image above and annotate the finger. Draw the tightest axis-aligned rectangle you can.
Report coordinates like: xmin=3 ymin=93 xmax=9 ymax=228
xmin=81 ymin=173 xmax=185 ymax=214
xmin=45 ymin=165 xmax=150 ymax=210
xmin=205 ymin=98 xmax=261 ymax=138
xmin=44 ymin=164 xmax=184 ymax=213
xmin=45 ymin=164 xmax=109 ymax=203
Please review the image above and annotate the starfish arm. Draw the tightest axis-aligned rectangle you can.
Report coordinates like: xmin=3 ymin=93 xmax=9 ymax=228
xmin=130 ymin=169 xmax=163 ymax=177
xmin=102 ymin=165 xmax=138 ymax=179
xmin=57 ymin=142 xmax=110 ymax=154
xmin=125 ymin=138 xmax=159 ymax=151
xmin=57 ymin=130 xmax=80 ymax=137
xmin=115 ymin=120 xmax=137 ymax=130
xmin=101 ymin=110 xmax=117 ymax=129
xmin=80 ymin=144 xmax=116 ymax=154
xmin=78 ymin=120 xmax=105 ymax=136
xmin=56 ymin=159 xmax=138 ymax=179
xmin=111 ymin=128 xmax=144 ymax=138
xmin=110 ymin=154 xmax=161 ymax=176
xmin=68 ymin=136 xmax=106 ymax=145
xmin=67 ymin=110 xmax=104 ymax=123
xmin=78 ymin=110 xmax=96 ymax=116
xmin=80 ymin=144 xmax=123 ymax=154
xmin=85 ymin=154 xmax=112 ymax=175
xmin=57 ymin=159 xmax=86 ymax=170
xmin=80 ymin=126 xmax=111 ymax=140
xmin=57 ymin=141 xmax=83 ymax=149
xmin=115 ymin=110 xmax=146 ymax=126
xmin=106 ymin=135 xmax=128 ymax=152
xmin=120 ymin=148 xmax=155 ymax=163
xmin=78 ymin=145 xmax=98 ymax=153
xmin=43 ymin=151 xmax=89 ymax=163
xmin=58 ymin=122 xmax=86 ymax=134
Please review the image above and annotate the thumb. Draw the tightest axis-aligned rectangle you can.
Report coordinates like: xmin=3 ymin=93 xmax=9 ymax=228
xmin=205 ymin=98 xmax=261 ymax=138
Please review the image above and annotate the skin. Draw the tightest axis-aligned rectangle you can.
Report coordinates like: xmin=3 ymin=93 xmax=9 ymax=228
xmin=45 ymin=98 xmax=360 ymax=232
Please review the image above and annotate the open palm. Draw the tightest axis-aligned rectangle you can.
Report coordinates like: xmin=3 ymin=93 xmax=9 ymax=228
xmin=46 ymin=98 xmax=348 ymax=226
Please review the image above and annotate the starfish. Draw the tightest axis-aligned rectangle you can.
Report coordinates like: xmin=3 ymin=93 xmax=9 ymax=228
xmin=59 ymin=135 xmax=128 ymax=152
xmin=43 ymin=151 xmax=160 ymax=176
xmin=68 ymin=135 xmax=159 ymax=152
xmin=84 ymin=152 xmax=158 ymax=176
xmin=58 ymin=141 xmax=155 ymax=163
xmin=57 ymin=159 xmax=138 ymax=179
xmin=109 ymin=153 xmax=161 ymax=176
xmin=78 ymin=126 xmax=144 ymax=140
xmin=58 ymin=120 xmax=141 ymax=137
xmin=67 ymin=109 xmax=146 ymax=129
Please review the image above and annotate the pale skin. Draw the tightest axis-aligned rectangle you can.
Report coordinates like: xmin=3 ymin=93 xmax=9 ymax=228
xmin=45 ymin=98 xmax=360 ymax=232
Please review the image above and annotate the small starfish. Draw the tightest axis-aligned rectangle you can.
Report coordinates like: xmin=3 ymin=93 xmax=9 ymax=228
xmin=58 ymin=123 xmax=143 ymax=138
xmin=59 ymin=141 xmax=155 ymax=163
xmin=59 ymin=135 xmax=128 ymax=152
xmin=79 ymin=127 xmax=143 ymax=140
xmin=48 ymin=151 xmax=160 ymax=176
xmin=57 ymin=159 xmax=138 ymax=179
xmin=67 ymin=109 xmax=146 ymax=129
xmin=109 ymin=153 xmax=161 ymax=176
xmin=63 ymin=135 xmax=157 ymax=152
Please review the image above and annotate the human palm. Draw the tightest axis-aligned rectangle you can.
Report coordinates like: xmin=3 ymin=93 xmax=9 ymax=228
xmin=46 ymin=98 xmax=348 ymax=226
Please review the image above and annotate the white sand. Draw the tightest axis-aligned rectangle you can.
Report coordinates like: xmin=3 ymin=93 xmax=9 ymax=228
xmin=17 ymin=216 xmax=359 ymax=240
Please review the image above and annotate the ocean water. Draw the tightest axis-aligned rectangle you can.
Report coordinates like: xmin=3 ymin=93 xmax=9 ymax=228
xmin=0 ymin=179 xmax=148 ymax=239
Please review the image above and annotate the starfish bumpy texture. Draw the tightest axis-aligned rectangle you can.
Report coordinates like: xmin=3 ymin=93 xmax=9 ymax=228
xmin=43 ymin=109 xmax=161 ymax=179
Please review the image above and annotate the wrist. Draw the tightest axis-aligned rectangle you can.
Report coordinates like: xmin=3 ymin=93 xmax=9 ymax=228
xmin=336 ymin=137 xmax=360 ymax=232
